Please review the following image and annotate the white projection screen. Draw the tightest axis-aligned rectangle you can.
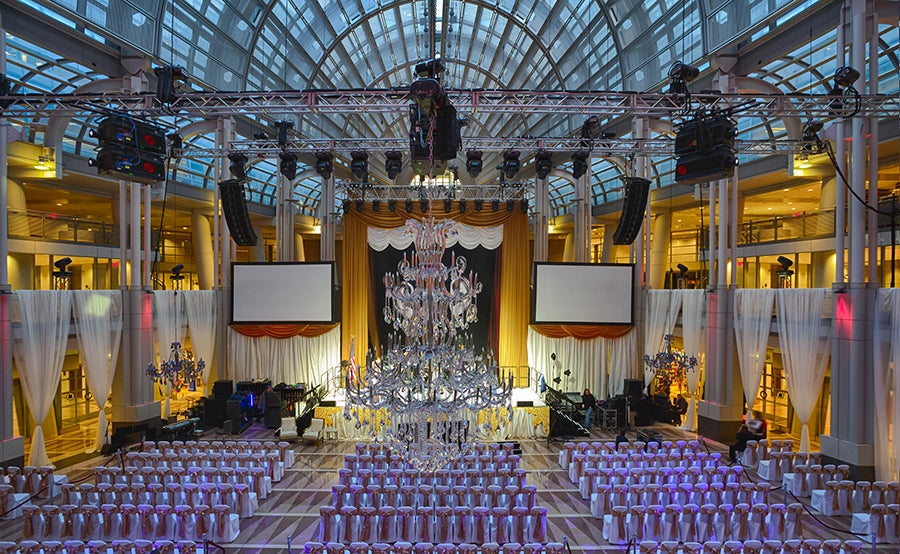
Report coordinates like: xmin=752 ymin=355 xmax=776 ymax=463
xmin=532 ymin=262 xmax=634 ymax=325
xmin=232 ymin=262 xmax=335 ymax=323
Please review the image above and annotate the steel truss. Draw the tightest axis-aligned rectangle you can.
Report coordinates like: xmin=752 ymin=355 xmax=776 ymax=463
xmin=1 ymin=89 xmax=896 ymax=119
xmin=338 ymin=182 xmax=530 ymax=203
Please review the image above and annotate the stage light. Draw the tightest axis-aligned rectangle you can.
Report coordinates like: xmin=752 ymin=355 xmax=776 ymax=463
xmin=521 ymin=199 xmax=528 ymax=213
xmin=502 ymin=150 xmax=520 ymax=180
xmin=385 ymin=151 xmax=403 ymax=180
xmin=459 ymin=199 xmax=467 ymax=213
xmin=342 ymin=199 xmax=351 ymax=213
xmin=170 ymin=264 xmax=185 ymax=283
xmin=372 ymin=199 xmax=381 ymax=212
xmin=228 ymin=153 xmax=248 ymax=181
xmin=389 ymin=199 xmax=397 ymax=211
xmin=52 ymin=257 xmax=73 ymax=281
xmin=315 ymin=151 xmax=334 ymax=180
xmin=580 ymin=115 xmax=600 ymax=139
xmin=833 ymin=66 xmax=861 ymax=90
xmin=445 ymin=198 xmax=453 ymax=212
xmin=571 ymin=150 xmax=589 ymax=179
xmin=667 ymin=61 xmax=699 ymax=95
xmin=356 ymin=199 xmax=364 ymax=211
xmin=54 ymin=257 xmax=72 ymax=270
xmin=406 ymin=199 xmax=414 ymax=212
xmin=677 ymin=263 xmax=689 ymax=276
xmin=466 ymin=150 xmax=483 ymax=178
xmin=535 ymin=150 xmax=553 ymax=179
xmin=491 ymin=199 xmax=500 ymax=212
xmin=777 ymin=256 xmax=793 ymax=271
xmin=474 ymin=199 xmax=483 ymax=211
xmin=350 ymin=151 xmax=369 ymax=182
xmin=506 ymin=199 xmax=515 ymax=212
xmin=167 ymin=133 xmax=183 ymax=154
xmin=154 ymin=65 xmax=187 ymax=104
xmin=415 ymin=58 xmax=446 ymax=78
xmin=274 ymin=120 xmax=293 ymax=146
xmin=279 ymin=152 xmax=298 ymax=180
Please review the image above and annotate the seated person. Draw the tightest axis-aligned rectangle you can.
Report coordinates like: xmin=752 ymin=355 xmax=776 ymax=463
xmin=615 ymin=429 xmax=629 ymax=448
xmin=581 ymin=388 xmax=597 ymax=428
xmin=729 ymin=417 xmax=766 ymax=463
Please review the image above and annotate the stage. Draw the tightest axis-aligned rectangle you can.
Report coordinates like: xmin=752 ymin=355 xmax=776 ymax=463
xmin=314 ymin=387 xmax=548 ymax=440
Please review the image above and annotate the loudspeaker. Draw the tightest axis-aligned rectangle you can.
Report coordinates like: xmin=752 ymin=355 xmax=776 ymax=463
xmin=612 ymin=177 xmax=651 ymax=245
xmin=204 ymin=397 xmax=226 ymax=428
xmin=517 ymin=400 xmax=534 ymax=407
xmin=218 ymin=179 xmax=258 ymax=246
xmin=225 ymin=399 xmax=243 ymax=425
xmin=319 ymin=400 xmax=336 ymax=407
xmin=213 ymin=380 xmax=234 ymax=401
xmin=624 ymin=379 xmax=644 ymax=398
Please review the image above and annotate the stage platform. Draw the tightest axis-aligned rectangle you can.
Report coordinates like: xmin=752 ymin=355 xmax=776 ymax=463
xmin=315 ymin=387 xmax=548 ymax=440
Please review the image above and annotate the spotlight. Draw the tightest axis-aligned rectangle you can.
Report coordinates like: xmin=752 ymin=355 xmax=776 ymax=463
xmin=167 ymin=133 xmax=183 ymax=154
xmin=385 ymin=151 xmax=403 ymax=180
xmin=535 ymin=150 xmax=553 ymax=180
xmin=777 ymin=256 xmax=794 ymax=271
xmin=571 ymin=150 xmax=589 ymax=179
xmin=414 ymin=58 xmax=446 ymax=79
xmin=466 ymin=150 xmax=483 ymax=178
xmin=677 ymin=263 xmax=689 ymax=276
xmin=388 ymin=199 xmax=397 ymax=211
xmin=372 ymin=199 xmax=381 ymax=212
xmin=274 ymin=120 xmax=293 ymax=147
xmin=667 ymin=61 xmax=699 ymax=95
xmin=356 ymin=199 xmax=365 ymax=211
xmin=170 ymin=263 xmax=185 ymax=282
xmin=459 ymin=198 xmax=467 ymax=213
xmin=833 ymin=66 xmax=861 ymax=90
xmin=802 ymin=120 xmax=824 ymax=153
xmin=445 ymin=198 xmax=453 ymax=212
xmin=228 ymin=153 xmax=248 ymax=181
xmin=350 ymin=151 xmax=369 ymax=182
xmin=54 ymin=257 xmax=72 ymax=270
xmin=521 ymin=198 xmax=528 ymax=213
xmin=580 ymin=115 xmax=600 ymax=139
xmin=406 ymin=199 xmax=414 ymax=213
xmin=279 ymin=152 xmax=298 ymax=180
xmin=506 ymin=199 xmax=515 ymax=212
xmin=491 ymin=199 xmax=500 ymax=212
xmin=420 ymin=198 xmax=429 ymax=212
xmin=502 ymin=150 xmax=520 ymax=180
xmin=342 ymin=199 xmax=352 ymax=213
xmin=154 ymin=65 xmax=187 ymax=104
xmin=474 ymin=199 xmax=484 ymax=211
xmin=253 ymin=132 xmax=269 ymax=140
xmin=315 ymin=151 xmax=334 ymax=180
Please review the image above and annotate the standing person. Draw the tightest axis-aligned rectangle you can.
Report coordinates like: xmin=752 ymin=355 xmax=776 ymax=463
xmin=582 ymin=388 xmax=597 ymax=428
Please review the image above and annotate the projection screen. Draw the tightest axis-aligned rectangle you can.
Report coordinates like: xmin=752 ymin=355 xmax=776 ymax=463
xmin=232 ymin=262 xmax=335 ymax=324
xmin=532 ymin=262 xmax=634 ymax=325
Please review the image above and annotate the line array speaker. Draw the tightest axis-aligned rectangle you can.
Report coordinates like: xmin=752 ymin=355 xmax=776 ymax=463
xmin=612 ymin=177 xmax=651 ymax=245
xmin=218 ymin=179 xmax=258 ymax=246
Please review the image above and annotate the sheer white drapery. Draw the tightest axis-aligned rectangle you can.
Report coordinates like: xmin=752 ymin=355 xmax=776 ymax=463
xmin=227 ymin=325 xmax=341 ymax=387
xmin=680 ymin=290 xmax=706 ymax=432
xmin=608 ymin=330 xmax=637 ymax=398
xmin=874 ymin=289 xmax=900 ymax=480
xmin=183 ymin=290 xmax=217 ymax=393
xmin=12 ymin=291 xmax=72 ymax=467
xmin=733 ymin=288 xmax=776 ymax=415
xmin=152 ymin=291 xmax=187 ymax=419
xmin=643 ymin=290 xmax=683 ymax=386
xmin=526 ymin=327 xmax=608 ymax=397
xmin=775 ymin=289 xmax=830 ymax=452
xmin=73 ymin=291 xmax=123 ymax=452
xmin=368 ymin=223 xmax=503 ymax=251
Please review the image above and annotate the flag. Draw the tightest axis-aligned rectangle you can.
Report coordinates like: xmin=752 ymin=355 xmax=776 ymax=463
xmin=348 ymin=337 xmax=359 ymax=386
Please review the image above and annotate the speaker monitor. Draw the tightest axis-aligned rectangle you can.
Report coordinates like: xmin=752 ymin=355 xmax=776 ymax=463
xmin=218 ymin=179 xmax=258 ymax=246
xmin=612 ymin=177 xmax=651 ymax=245
xmin=517 ymin=400 xmax=534 ymax=407
xmin=225 ymin=399 xmax=243 ymax=425
xmin=213 ymin=380 xmax=234 ymax=401
xmin=624 ymin=379 xmax=644 ymax=398
xmin=204 ymin=397 xmax=226 ymax=428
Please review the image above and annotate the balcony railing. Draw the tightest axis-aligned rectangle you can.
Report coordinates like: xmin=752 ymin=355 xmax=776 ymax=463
xmin=8 ymin=209 xmax=119 ymax=246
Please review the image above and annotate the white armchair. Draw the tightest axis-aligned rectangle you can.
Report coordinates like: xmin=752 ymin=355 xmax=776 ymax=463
xmin=279 ymin=417 xmax=298 ymax=442
xmin=303 ymin=418 xmax=325 ymax=445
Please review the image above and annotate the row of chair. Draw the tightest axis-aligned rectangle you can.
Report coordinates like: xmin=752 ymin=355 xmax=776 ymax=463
xmin=116 ymin=450 xmax=287 ymax=480
xmin=309 ymin=541 xmax=564 ymax=554
xmin=139 ymin=438 xmax=290 ymax=459
xmin=20 ymin=502 xmax=240 ymax=544
xmin=353 ymin=442 xmax=518 ymax=459
xmin=331 ymin=483 xmax=539 ymax=511
xmin=0 ymin=539 xmax=205 ymax=554
xmin=560 ymin=439 xmax=713 ymax=459
xmin=599 ymin=503 xmax=806 ymax=544
xmin=58 ymin=482 xmax=258 ymax=517
xmin=751 ymin=452 xmax=831 ymax=480
xmin=90 ymin=466 xmax=272 ymax=496
xmin=764 ymin=463 xmax=851 ymax=491
xmin=808 ymin=480 xmax=900 ymax=515
xmin=343 ymin=455 xmax=520 ymax=474
xmin=576 ymin=464 xmax=747 ymax=493
xmin=848 ymin=503 xmax=900 ymax=544
xmin=337 ymin=468 xmax=528 ymax=490
xmin=587 ymin=481 xmax=776 ymax=512
xmin=318 ymin=505 xmax=548 ymax=545
xmin=565 ymin=453 xmax=728 ymax=484
xmin=1 ymin=466 xmax=67 ymax=499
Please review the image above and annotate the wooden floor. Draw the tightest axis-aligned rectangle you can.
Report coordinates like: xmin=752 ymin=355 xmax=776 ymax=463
xmin=1 ymin=420 xmax=891 ymax=552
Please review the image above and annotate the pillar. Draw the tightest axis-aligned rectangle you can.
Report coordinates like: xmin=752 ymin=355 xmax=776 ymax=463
xmin=295 ymin=233 xmax=306 ymax=262
xmin=648 ymin=211 xmax=671 ymax=289
xmin=562 ymin=234 xmax=574 ymax=263
xmin=251 ymin=225 xmax=267 ymax=262
xmin=192 ymin=210 xmax=214 ymax=290
xmin=600 ymin=224 xmax=617 ymax=263
xmin=534 ymin=174 xmax=549 ymax=262
xmin=573 ymin=162 xmax=589 ymax=263
xmin=320 ymin=175 xmax=336 ymax=261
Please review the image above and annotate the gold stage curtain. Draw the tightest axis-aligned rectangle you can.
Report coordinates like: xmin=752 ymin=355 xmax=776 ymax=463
xmin=231 ymin=323 xmax=338 ymax=338
xmin=531 ymin=324 xmax=634 ymax=340
xmin=341 ymin=205 xmax=529 ymax=369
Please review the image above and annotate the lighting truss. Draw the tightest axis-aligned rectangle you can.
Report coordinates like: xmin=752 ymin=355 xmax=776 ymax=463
xmin=338 ymin=182 xmax=529 ymax=202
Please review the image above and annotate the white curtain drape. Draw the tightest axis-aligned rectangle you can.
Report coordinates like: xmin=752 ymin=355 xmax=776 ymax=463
xmin=643 ymin=290 xmax=683 ymax=386
xmin=874 ymin=289 xmax=900 ymax=480
xmin=183 ymin=290 xmax=217 ymax=393
xmin=73 ymin=291 xmax=123 ymax=453
xmin=153 ymin=291 xmax=187 ymax=419
xmin=12 ymin=291 xmax=72 ymax=467
xmin=680 ymin=290 xmax=706 ymax=432
xmin=775 ymin=288 xmax=830 ymax=452
xmin=227 ymin=326 xmax=341 ymax=388
xmin=608 ymin=330 xmax=637 ymax=398
xmin=734 ymin=288 xmax=776 ymax=415
xmin=368 ymin=223 xmax=503 ymax=251
xmin=526 ymin=327 xmax=607 ymax=396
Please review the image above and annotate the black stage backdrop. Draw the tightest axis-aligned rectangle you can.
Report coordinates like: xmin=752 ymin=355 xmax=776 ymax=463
xmin=369 ymin=243 xmax=500 ymax=357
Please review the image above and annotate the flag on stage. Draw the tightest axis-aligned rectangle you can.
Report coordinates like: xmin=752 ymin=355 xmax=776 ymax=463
xmin=348 ymin=337 xmax=359 ymax=386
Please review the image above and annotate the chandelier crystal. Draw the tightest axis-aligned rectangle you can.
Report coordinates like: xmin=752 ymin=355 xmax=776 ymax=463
xmin=147 ymin=341 xmax=204 ymax=394
xmin=345 ymin=215 xmax=513 ymax=472
xmin=643 ymin=334 xmax=697 ymax=387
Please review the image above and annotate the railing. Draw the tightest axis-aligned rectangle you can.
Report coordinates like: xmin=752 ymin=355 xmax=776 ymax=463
xmin=7 ymin=209 xmax=119 ymax=245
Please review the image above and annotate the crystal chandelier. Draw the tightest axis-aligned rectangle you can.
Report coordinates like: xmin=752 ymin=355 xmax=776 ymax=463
xmin=147 ymin=341 xmax=205 ymax=394
xmin=643 ymin=334 xmax=697 ymax=388
xmin=344 ymin=215 xmax=513 ymax=472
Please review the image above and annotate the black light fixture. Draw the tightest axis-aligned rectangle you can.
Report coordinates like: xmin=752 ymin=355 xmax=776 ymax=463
xmin=459 ymin=198 xmax=467 ymax=213
xmin=406 ymin=199 xmax=414 ymax=212
xmin=228 ymin=153 xmax=248 ymax=181
xmin=466 ymin=150 xmax=483 ymax=178
xmin=154 ymin=65 xmax=187 ymax=104
xmin=520 ymin=198 xmax=528 ymax=213
xmin=372 ymin=199 xmax=381 ymax=211
xmin=52 ymin=257 xmax=73 ymax=277
xmin=667 ymin=61 xmax=699 ymax=95
xmin=502 ymin=150 xmax=521 ymax=180
xmin=445 ymin=198 xmax=453 ymax=212
xmin=831 ymin=66 xmax=861 ymax=94
xmin=315 ymin=151 xmax=334 ymax=180
xmin=420 ymin=198 xmax=429 ymax=212
xmin=802 ymin=120 xmax=825 ymax=153
xmin=274 ymin=120 xmax=293 ymax=147
xmin=167 ymin=133 xmax=183 ymax=154
xmin=342 ymin=199 xmax=352 ymax=213
xmin=580 ymin=115 xmax=600 ymax=139
xmin=571 ymin=150 xmax=589 ymax=179
xmin=491 ymin=199 xmax=500 ymax=212
xmin=677 ymin=263 xmax=689 ymax=276
xmin=474 ymin=199 xmax=484 ymax=211
xmin=279 ymin=152 xmax=298 ymax=180
xmin=506 ymin=199 xmax=515 ymax=212
xmin=385 ymin=151 xmax=403 ymax=180
xmin=170 ymin=263 xmax=185 ymax=284
xmin=388 ymin=199 xmax=397 ymax=211
xmin=777 ymin=255 xmax=794 ymax=272
xmin=535 ymin=150 xmax=553 ymax=180
xmin=356 ymin=199 xmax=365 ymax=211
xmin=350 ymin=151 xmax=369 ymax=182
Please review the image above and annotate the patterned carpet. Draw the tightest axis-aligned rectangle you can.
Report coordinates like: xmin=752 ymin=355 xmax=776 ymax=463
xmin=1 ymin=422 xmax=894 ymax=553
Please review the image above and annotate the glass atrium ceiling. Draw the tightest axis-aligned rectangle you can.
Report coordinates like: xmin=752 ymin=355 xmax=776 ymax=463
xmin=4 ymin=0 xmax=899 ymax=217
